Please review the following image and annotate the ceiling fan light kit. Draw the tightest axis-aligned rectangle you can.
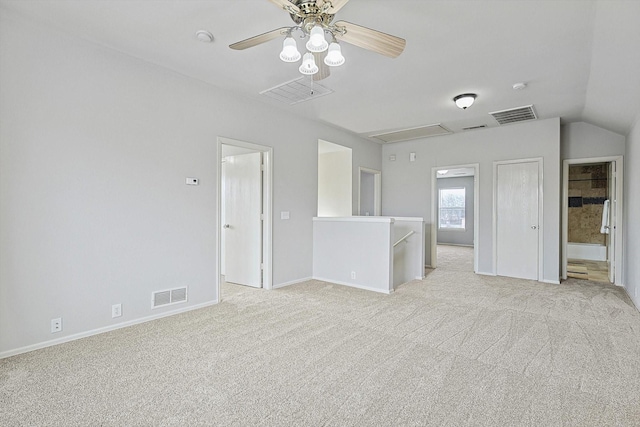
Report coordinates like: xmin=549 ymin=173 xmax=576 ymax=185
xmin=454 ymin=93 xmax=477 ymax=110
xmin=299 ymin=52 xmax=319 ymax=75
xmin=306 ymin=24 xmax=329 ymax=52
xmin=230 ymin=0 xmax=406 ymax=80
xmin=279 ymin=36 xmax=302 ymax=62
xmin=324 ymin=42 xmax=345 ymax=66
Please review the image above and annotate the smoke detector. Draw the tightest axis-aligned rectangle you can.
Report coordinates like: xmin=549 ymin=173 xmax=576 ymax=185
xmin=196 ymin=30 xmax=214 ymax=43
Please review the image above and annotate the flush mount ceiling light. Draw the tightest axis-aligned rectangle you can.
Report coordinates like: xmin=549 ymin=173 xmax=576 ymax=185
xmin=454 ymin=93 xmax=477 ymax=109
xmin=437 ymin=170 xmax=449 ymax=175
xmin=195 ymin=30 xmax=214 ymax=43
xmin=229 ymin=0 xmax=406 ymax=81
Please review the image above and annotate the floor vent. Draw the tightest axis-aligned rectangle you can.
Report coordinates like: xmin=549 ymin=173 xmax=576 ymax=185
xmin=462 ymin=124 xmax=487 ymax=131
xmin=260 ymin=77 xmax=333 ymax=105
xmin=489 ymin=105 xmax=537 ymax=125
xmin=152 ymin=287 xmax=188 ymax=309
xmin=370 ymin=124 xmax=452 ymax=144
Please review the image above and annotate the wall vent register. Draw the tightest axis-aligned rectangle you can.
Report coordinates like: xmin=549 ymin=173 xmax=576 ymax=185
xmin=152 ymin=287 xmax=188 ymax=309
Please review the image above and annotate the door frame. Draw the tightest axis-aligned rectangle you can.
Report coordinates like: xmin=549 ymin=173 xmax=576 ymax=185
xmin=357 ymin=167 xmax=381 ymax=216
xmin=561 ymin=156 xmax=624 ymax=285
xmin=430 ymin=163 xmax=479 ymax=272
xmin=217 ymin=137 xmax=273 ymax=301
xmin=492 ymin=158 xmax=544 ymax=280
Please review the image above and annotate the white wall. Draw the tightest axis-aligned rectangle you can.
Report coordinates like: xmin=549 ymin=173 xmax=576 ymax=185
xmin=561 ymin=121 xmax=626 ymax=159
xmin=313 ymin=217 xmax=393 ymax=293
xmin=623 ymin=115 xmax=640 ymax=309
xmin=318 ymin=143 xmax=352 ymax=217
xmin=0 ymin=12 xmax=381 ymax=356
xmin=381 ymin=118 xmax=560 ymax=282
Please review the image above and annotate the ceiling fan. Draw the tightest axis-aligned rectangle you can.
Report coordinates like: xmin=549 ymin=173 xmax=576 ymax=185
xmin=229 ymin=0 xmax=406 ymax=81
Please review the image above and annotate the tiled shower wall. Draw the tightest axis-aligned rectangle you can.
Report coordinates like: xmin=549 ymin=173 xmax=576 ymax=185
xmin=568 ymin=163 xmax=608 ymax=245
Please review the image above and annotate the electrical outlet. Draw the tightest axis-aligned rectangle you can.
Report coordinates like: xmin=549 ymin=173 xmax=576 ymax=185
xmin=351 ymin=271 xmax=356 ymax=280
xmin=112 ymin=303 xmax=122 ymax=318
xmin=51 ymin=318 xmax=62 ymax=333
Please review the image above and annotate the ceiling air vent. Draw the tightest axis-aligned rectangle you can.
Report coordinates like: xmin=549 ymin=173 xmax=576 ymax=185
xmin=370 ymin=124 xmax=452 ymax=144
xmin=152 ymin=286 xmax=188 ymax=309
xmin=462 ymin=124 xmax=487 ymax=131
xmin=260 ymin=77 xmax=332 ymax=105
xmin=489 ymin=105 xmax=537 ymax=125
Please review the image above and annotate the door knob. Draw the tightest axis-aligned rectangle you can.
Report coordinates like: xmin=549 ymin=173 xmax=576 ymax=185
xmin=223 ymin=224 xmax=230 ymax=229
xmin=531 ymin=225 xmax=537 ymax=229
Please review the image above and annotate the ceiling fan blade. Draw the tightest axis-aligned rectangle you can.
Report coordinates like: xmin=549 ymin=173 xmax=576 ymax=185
xmin=313 ymin=51 xmax=330 ymax=81
xmin=334 ymin=20 xmax=406 ymax=58
xmin=318 ymin=0 xmax=350 ymax=14
xmin=267 ymin=0 xmax=301 ymax=16
xmin=229 ymin=27 xmax=289 ymax=50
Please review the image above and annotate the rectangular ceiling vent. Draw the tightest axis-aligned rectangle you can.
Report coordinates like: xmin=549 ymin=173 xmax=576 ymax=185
xmin=152 ymin=286 xmax=188 ymax=309
xmin=462 ymin=124 xmax=487 ymax=131
xmin=260 ymin=77 xmax=333 ymax=105
xmin=489 ymin=105 xmax=537 ymax=125
xmin=370 ymin=124 xmax=452 ymax=144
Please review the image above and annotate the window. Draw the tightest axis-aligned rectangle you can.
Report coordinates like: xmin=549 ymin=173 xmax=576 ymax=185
xmin=439 ymin=188 xmax=466 ymax=230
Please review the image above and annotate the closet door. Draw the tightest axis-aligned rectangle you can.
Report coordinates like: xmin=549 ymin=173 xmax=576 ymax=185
xmin=496 ymin=161 xmax=540 ymax=280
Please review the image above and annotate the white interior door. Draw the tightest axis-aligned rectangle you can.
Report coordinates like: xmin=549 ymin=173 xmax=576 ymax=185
xmin=608 ymin=161 xmax=616 ymax=283
xmin=224 ymin=152 xmax=262 ymax=288
xmin=496 ymin=161 xmax=540 ymax=280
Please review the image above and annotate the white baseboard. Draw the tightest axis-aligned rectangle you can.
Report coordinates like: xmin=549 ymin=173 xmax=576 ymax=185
xmin=272 ymin=277 xmax=312 ymax=289
xmin=476 ymin=271 xmax=496 ymax=276
xmin=0 ymin=300 xmax=218 ymax=360
xmin=542 ymin=279 xmax=561 ymax=285
xmin=312 ymin=276 xmax=391 ymax=295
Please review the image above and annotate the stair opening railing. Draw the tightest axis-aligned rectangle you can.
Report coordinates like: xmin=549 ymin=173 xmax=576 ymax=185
xmin=393 ymin=231 xmax=415 ymax=248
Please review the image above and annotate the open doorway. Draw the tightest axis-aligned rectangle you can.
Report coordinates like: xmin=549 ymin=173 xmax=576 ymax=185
xmin=358 ymin=167 xmax=381 ymax=216
xmin=562 ymin=156 xmax=623 ymax=284
xmin=430 ymin=164 xmax=479 ymax=273
xmin=217 ymin=137 xmax=273 ymax=302
xmin=318 ymin=140 xmax=352 ymax=217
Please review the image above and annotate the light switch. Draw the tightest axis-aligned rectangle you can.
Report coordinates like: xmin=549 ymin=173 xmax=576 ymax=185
xmin=186 ymin=177 xmax=199 ymax=185
xmin=389 ymin=155 xmax=396 ymax=161
xmin=281 ymin=211 xmax=290 ymax=220
xmin=410 ymin=152 xmax=416 ymax=162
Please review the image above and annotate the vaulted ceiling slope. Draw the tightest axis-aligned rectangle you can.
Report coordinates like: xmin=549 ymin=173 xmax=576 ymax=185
xmin=2 ymin=0 xmax=639 ymax=139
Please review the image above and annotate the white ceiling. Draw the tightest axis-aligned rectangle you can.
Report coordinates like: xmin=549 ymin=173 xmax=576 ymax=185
xmin=2 ymin=0 xmax=639 ymax=140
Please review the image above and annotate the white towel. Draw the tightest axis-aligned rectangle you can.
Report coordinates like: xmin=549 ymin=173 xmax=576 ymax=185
xmin=600 ymin=199 xmax=610 ymax=234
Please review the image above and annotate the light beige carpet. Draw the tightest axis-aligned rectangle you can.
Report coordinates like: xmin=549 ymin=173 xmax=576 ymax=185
xmin=1 ymin=247 xmax=639 ymax=426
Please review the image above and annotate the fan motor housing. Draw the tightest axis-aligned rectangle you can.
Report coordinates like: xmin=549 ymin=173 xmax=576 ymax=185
xmin=289 ymin=0 xmax=335 ymax=31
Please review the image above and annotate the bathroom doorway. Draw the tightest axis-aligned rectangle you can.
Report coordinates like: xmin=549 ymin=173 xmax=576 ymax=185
xmin=562 ymin=157 xmax=624 ymax=284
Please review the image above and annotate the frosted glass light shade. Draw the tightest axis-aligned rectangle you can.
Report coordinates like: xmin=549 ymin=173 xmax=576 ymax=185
xmin=279 ymin=37 xmax=301 ymax=62
xmin=299 ymin=52 xmax=318 ymax=75
xmin=324 ymin=42 xmax=345 ymax=66
xmin=453 ymin=93 xmax=477 ymax=109
xmin=306 ymin=25 xmax=328 ymax=52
